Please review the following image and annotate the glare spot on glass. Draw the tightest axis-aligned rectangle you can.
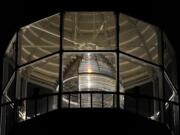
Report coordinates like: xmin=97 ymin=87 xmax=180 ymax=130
xmin=87 ymin=53 xmax=91 ymax=57
xmin=87 ymin=75 xmax=91 ymax=88
xmin=87 ymin=82 xmax=91 ymax=88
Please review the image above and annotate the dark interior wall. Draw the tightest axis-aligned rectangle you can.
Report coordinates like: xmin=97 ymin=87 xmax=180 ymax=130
xmin=125 ymin=82 xmax=154 ymax=117
xmin=125 ymin=80 xmax=174 ymax=116
xmin=26 ymin=82 xmax=55 ymax=117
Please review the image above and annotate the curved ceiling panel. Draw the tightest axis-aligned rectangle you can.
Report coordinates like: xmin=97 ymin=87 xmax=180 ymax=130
xmin=119 ymin=14 xmax=160 ymax=65
xmin=19 ymin=13 xmax=60 ymax=65
xmin=17 ymin=12 xmax=161 ymax=90
xmin=63 ymin=12 xmax=116 ymax=50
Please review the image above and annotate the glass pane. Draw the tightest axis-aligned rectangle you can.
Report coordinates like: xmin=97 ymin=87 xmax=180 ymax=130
xmin=104 ymin=94 xmax=114 ymax=108
xmin=48 ymin=95 xmax=58 ymax=111
xmin=119 ymin=53 xmax=162 ymax=117
xmin=62 ymin=52 xmax=116 ymax=108
xmin=62 ymin=94 xmax=70 ymax=108
xmin=3 ymin=34 xmax=16 ymax=89
xmin=63 ymin=12 xmax=116 ymax=50
xmin=81 ymin=93 xmax=91 ymax=108
xmin=119 ymin=13 xmax=161 ymax=65
xmin=164 ymin=33 xmax=178 ymax=89
xmin=36 ymin=97 xmax=47 ymax=115
xmin=19 ymin=13 xmax=60 ymax=65
xmin=16 ymin=54 xmax=59 ymax=119
xmin=92 ymin=94 xmax=102 ymax=108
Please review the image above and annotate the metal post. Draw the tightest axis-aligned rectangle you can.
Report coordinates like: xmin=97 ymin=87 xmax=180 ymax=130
xmin=135 ymin=86 xmax=139 ymax=114
xmin=68 ymin=94 xmax=70 ymax=108
xmin=80 ymin=93 xmax=82 ymax=108
xmin=46 ymin=96 xmax=49 ymax=112
xmin=161 ymin=29 xmax=166 ymax=123
xmin=58 ymin=12 xmax=64 ymax=109
xmin=0 ymin=53 xmax=4 ymax=135
xmin=102 ymin=93 xmax=104 ymax=108
xmin=13 ymin=31 xmax=20 ymax=125
xmin=115 ymin=12 xmax=120 ymax=109
xmin=90 ymin=93 xmax=93 ymax=108
xmin=34 ymin=97 xmax=37 ymax=117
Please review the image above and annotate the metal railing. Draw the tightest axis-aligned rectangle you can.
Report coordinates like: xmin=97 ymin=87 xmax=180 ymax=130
xmin=0 ymin=91 xmax=179 ymax=135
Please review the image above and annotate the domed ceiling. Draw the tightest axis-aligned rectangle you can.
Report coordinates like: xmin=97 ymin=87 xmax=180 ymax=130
xmin=19 ymin=12 xmax=160 ymax=90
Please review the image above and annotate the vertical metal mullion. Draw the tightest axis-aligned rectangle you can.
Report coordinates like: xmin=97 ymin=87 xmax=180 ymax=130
xmin=58 ymin=12 xmax=64 ymax=109
xmin=68 ymin=94 xmax=71 ymax=108
xmin=25 ymin=99 xmax=28 ymax=120
xmin=168 ymin=102 xmax=172 ymax=130
xmin=136 ymin=99 xmax=139 ymax=115
xmin=102 ymin=93 xmax=104 ymax=108
xmin=90 ymin=93 xmax=93 ymax=108
xmin=80 ymin=93 xmax=82 ymax=108
xmin=148 ymin=98 xmax=151 ymax=118
xmin=161 ymin=29 xmax=166 ymax=123
xmin=46 ymin=96 xmax=49 ymax=112
xmin=34 ymin=97 xmax=37 ymax=117
xmin=0 ymin=57 xmax=2 ymax=133
xmin=156 ymin=28 xmax=163 ymax=122
xmin=152 ymin=28 xmax=161 ymax=117
xmin=115 ymin=12 xmax=120 ymax=109
xmin=13 ymin=31 xmax=19 ymax=125
xmin=19 ymin=30 xmax=22 ymax=100
xmin=159 ymin=100 xmax=161 ymax=122
xmin=113 ymin=94 xmax=115 ymax=108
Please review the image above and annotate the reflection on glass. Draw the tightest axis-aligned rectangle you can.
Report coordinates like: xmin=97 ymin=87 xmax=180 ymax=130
xmin=3 ymin=34 xmax=16 ymax=89
xmin=163 ymin=35 xmax=178 ymax=130
xmin=19 ymin=14 xmax=60 ymax=65
xmin=62 ymin=53 xmax=116 ymax=108
xmin=63 ymin=12 xmax=116 ymax=50
xmin=15 ymin=54 xmax=59 ymax=121
xmin=164 ymin=34 xmax=178 ymax=89
xmin=119 ymin=14 xmax=161 ymax=64
xmin=119 ymin=53 xmax=162 ymax=117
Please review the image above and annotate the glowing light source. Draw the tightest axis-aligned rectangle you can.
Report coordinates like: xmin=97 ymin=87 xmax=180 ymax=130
xmin=87 ymin=68 xmax=92 ymax=73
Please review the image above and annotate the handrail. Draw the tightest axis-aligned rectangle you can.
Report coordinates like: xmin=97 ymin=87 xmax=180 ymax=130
xmin=0 ymin=91 xmax=179 ymax=135
xmin=1 ymin=91 xmax=179 ymax=107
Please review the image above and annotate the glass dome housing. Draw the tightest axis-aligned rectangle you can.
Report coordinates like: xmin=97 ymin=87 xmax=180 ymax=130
xmin=1 ymin=11 xmax=179 ymax=135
